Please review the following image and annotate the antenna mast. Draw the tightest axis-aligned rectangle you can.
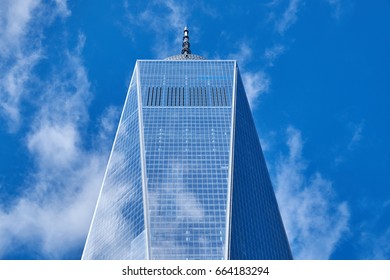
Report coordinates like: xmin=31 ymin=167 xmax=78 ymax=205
xmin=181 ymin=26 xmax=191 ymax=55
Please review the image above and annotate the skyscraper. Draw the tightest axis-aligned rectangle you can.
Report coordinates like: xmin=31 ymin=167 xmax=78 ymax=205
xmin=82 ymin=28 xmax=292 ymax=260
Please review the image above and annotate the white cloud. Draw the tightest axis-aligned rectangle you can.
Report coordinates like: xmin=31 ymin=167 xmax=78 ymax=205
xmin=267 ymin=0 xmax=282 ymax=6
xmin=274 ymin=126 xmax=350 ymax=259
xmin=0 ymin=0 xmax=70 ymax=131
xmin=0 ymin=0 xmax=42 ymax=130
xmin=0 ymin=0 xmax=40 ymax=53
xmin=28 ymin=123 xmax=79 ymax=169
xmin=360 ymin=225 xmax=390 ymax=260
xmin=356 ymin=200 xmax=390 ymax=259
xmin=331 ymin=120 xmax=365 ymax=166
xmin=229 ymin=43 xmax=253 ymax=66
xmin=276 ymin=0 xmax=301 ymax=34
xmin=0 ymin=155 xmax=105 ymax=258
xmin=53 ymin=0 xmax=71 ymax=17
xmin=125 ymin=0 xmax=188 ymax=58
xmin=228 ymin=43 xmax=270 ymax=109
xmin=241 ymin=71 xmax=270 ymax=109
xmin=0 ymin=33 xmax=115 ymax=258
xmin=264 ymin=44 xmax=285 ymax=66
xmin=163 ymin=0 xmax=185 ymax=33
xmin=0 ymin=51 xmax=41 ymax=128
xmin=347 ymin=121 xmax=364 ymax=151
xmin=371 ymin=229 xmax=390 ymax=259
xmin=96 ymin=106 xmax=121 ymax=146
xmin=327 ymin=0 xmax=342 ymax=19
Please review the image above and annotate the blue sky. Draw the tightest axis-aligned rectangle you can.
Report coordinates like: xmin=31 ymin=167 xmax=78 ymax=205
xmin=0 ymin=0 xmax=389 ymax=260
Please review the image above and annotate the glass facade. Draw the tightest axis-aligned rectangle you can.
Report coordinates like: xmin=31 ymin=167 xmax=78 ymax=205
xmin=82 ymin=59 xmax=292 ymax=260
xmin=230 ymin=69 xmax=292 ymax=259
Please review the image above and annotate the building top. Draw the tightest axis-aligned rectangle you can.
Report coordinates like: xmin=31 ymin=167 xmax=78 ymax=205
xmin=165 ymin=27 xmax=206 ymax=60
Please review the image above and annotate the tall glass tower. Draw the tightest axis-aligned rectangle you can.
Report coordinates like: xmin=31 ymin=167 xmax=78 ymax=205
xmin=82 ymin=28 xmax=292 ymax=260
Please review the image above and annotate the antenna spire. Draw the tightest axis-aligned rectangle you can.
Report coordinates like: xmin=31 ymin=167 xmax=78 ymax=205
xmin=165 ymin=26 xmax=206 ymax=60
xmin=181 ymin=26 xmax=191 ymax=56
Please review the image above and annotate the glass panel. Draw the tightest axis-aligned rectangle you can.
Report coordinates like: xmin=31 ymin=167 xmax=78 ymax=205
xmin=139 ymin=60 xmax=235 ymax=259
